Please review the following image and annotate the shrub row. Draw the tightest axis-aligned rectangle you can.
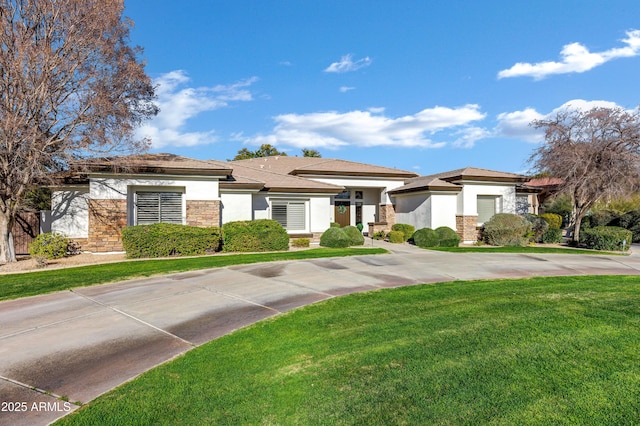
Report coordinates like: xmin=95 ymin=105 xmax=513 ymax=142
xmin=121 ymin=223 xmax=222 ymax=258
xmin=483 ymin=213 xmax=532 ymax=246
xmin=412 ymin=226 xmax=460 ymax=248
xmin=221 ymin=219 xmax=289 ymax=253
xmin=581 ymin=226 xmax=632 ymax=251
xmin=320 ymin=225 xmax=364 ymax=248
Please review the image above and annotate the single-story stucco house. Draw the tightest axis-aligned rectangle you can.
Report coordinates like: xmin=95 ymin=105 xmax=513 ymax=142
xmin=46 ymin=153 xmax=538 ymax=252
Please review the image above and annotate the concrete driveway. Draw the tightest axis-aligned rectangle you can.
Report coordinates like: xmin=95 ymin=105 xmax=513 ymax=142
xmin=2 ymin=242 xmax=640 ymax=425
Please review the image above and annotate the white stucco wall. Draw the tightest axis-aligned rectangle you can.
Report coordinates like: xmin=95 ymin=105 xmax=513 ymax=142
xmin=431 ymin=193 xmax=458 ymax=229
xmin=250 ymin=192 xmax=331 ymax=233
xmin=220 ymin=192 xmax=254 ymax=223
xmin=50 ymin=188 xmax=90 ymax=238
xmin=89 ymin=175 xmax=220 ymax=201
xmin=457 ymin=182 xmax=517 ymax=216
xmin=308 ymin=176 xmax=406 ymax=204
xmin=393 ymin=191 xmax=458 ymax=230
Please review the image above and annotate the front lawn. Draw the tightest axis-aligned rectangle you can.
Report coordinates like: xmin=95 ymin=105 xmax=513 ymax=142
xmin=57 ymin=275 xmax=640 ymax=425
xmin=0 ymin=248 xmax=387 ymax=301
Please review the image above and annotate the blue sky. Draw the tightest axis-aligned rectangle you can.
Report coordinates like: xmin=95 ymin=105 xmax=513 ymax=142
xmin=124 ymin=1 xmax=640 ymax=175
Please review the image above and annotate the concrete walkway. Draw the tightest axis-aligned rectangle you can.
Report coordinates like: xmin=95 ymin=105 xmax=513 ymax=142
xmin=2 ymin=242 xmax=640 ymax=425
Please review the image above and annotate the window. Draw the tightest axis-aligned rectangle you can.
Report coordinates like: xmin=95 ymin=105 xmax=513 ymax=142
xmin=272 ymin=201 xmax=306 ymax=231
xmin=477 ymin=195 xmax=499 ymax=224
xmin=135 ymin=192 xmax=183 ymax=225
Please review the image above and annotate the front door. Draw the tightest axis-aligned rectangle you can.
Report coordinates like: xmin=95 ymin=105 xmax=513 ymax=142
xmin=334 ymin=201 xmax=351 ymax=227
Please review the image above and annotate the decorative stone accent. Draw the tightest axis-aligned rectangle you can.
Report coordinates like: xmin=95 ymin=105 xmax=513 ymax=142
xmin=378 ymin=204 xmax=396 ymax=225
xmin=456 ymin=215 xmax=479 ymax=242
xmin=87 ymin=199 xmax=127 ymax=252
xmin=186 ymin=200 xmax=221 ymax=227
xmin=368 ymin=221 xmax=391 ymax=236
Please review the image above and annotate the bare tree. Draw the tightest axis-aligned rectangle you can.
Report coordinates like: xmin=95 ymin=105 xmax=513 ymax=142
xmin=0 ymin=0 xmax=157 ymax=263
xmin=530 ymin=106 xmax=640 ymax=243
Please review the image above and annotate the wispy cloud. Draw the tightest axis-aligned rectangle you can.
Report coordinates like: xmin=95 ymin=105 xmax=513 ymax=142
xmin=498 ymin=29 xmax=640 ymax=80
xmin=138 ymin=71 xmax=258 ymax=149
xmin=242 ymin=105 xmax=486 ymax=149
xmin=324 ymin=54 xmax=372 ymax=73
xmin=339 ymin=86 xmax=356 ymax=93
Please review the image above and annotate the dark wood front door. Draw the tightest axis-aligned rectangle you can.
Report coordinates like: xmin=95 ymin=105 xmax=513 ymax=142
xmin=335 ymin=201 xmax=350 ymax=227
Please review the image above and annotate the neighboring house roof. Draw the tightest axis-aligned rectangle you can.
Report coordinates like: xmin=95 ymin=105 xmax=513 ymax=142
xmin=524 ymin=177 xmax=563 ymax=187
xmin=229 ymin=156 xmax=418 ymax=179
xmin=389 ymin=166 xmax=530 ymax=195
xmin=224 ymin=161 xmax=344 ymax=193
xmin=74 ymin=153 xmax=233 ymax=177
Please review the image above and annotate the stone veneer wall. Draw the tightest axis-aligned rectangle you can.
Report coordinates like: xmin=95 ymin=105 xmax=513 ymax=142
xmin=186 ymin=200 xmax=221 ymax=227
xmin=378 ymin=204 xmax=396 ymax=225
xmin=456 ymin=215 xmax=480 ymax=242
xmin=87 ymin=199 xmax=127 ymax=252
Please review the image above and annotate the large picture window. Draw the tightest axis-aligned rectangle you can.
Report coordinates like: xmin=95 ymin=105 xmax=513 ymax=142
xmin=135 ymin=192 xmax=183 ymax=225
xmin=477 ymin=195 xmax=499 ymax=225
xmin=272 ymin=201 xmax=306 ymax=231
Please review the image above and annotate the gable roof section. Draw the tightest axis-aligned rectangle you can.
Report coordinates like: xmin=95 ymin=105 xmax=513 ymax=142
xmin=75 ymin=153 xmax=233 ymax=177
xmin=222 ymin=161 xmax=343 ymax=193
xmin=388 ymin=167 xmax=529 ymax=195
xmin=230 ymin=156 xmax=418 ymax=179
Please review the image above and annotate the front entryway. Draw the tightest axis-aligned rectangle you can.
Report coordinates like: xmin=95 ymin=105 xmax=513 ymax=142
xmin=334 ymin=201 xmax=350 ymax=227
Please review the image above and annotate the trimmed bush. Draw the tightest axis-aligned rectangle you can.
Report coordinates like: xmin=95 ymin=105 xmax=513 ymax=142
xmin=539 ymin=213 xmax=563 ymax=230
xmin=581 ymin=226 xmax=632 ymax=251
xmin=435 ymin=226 xmax=460 ymax=247
xmin=372 ymin=231 xmax=385 ymax=240
xmin=542 ymin=228 xmax=563 ymax=244
xmin=319 ymin=227 xmax=351 ymax=248
xmin=342 ymin=225 xmax=365 ymax=246
xmin=482 ymin=213 xmax=532 ymax=247
xmin=122 ymin=223 xmax=222 ymax=258
xmin=291 ymin=238 xmax=310 ymax=248
xmin=222 ymin=219 xmax=289 ymax=252
xmin=387 ymin=230 xmax=405 ymax=244
xmin=391 ymin=223 xmax=415 ymax=242
xmin=609 ymin=210 xmax=640 ymax=243
xmin=412 ymin=228 xmax=439 ymax=248
xmin=524 ymin=214 xmax=549 ymax=243
xmin=29 ymin=232 xmax=68 ymax=260
xmin=330 ymin=222 xmax=341 ymax=228
xmin=356 ymin=223 xmax=364 ymax=232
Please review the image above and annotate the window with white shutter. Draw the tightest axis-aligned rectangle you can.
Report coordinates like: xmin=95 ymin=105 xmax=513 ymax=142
xmin=271 ymin=201 xmax=306 ymax=231
xmin=477 ymin=195 xmax=498 ymax=225
xmin=135 ymin=192 xmax=183 ymax=225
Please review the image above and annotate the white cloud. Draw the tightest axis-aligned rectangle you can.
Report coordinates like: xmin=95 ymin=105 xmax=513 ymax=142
xmin=243 ymin=105 xmax=486 ymax=149
xmin=324 ymin=54 xmax=372 ymax=73
xmin=498 ymin=29 xmax=640 ymax=80
xmin=494 ymin=99 xmax=624 ymax=143
xmin=452 ymin=127 xmax=493 ymax=148
xmin=138 ymin=71 xmax=258 ymax=149
xmin=339 ymin=86 xmax=355 ymax=93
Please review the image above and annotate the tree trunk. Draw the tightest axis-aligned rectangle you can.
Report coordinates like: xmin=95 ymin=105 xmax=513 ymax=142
xmin=0 ymin=210 xmax=16 ymax=263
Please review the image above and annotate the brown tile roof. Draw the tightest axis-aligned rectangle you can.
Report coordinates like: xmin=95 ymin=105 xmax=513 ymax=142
xmin=224 ymin=161 xmax=344 ymax=193
xmin=230 ymin=156 xmax=418 ymax=178
xmin=75 ymin=153 xmax=233 ymax=176
xmin=387 ymin=177 xmax=461 ymax=195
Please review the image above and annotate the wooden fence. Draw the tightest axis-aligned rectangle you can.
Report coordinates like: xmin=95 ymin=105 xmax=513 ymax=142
xmin=12 ymin=212 xmax=40 ymax=255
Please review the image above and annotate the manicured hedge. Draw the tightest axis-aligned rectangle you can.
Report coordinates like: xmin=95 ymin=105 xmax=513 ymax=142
xmin=387 ymin=230 xmax=405 ymax=244
xmin=609 ymin=210 xmax=640 ymax=243
xmin=222 ymin=219 xmax=289 ymax=252
xmin=319 ymin=227 xmax=351 ymax=248
xmin=342 ymin=225 xmax=365 ymax=246
xmin=539 ymin=213 xmax=563 ymax=230
xmin=434 ymin=226 xmax=460 ymax=247
xmin=391 ymin=223 xmax=415 ymax=242
xmin=121 ymin=223 xmax=221 ymax=259
xmin=29 ymin=232 xmax=68 ymax=260
xmin=542 ymin=228 xmax=563 ymax=244
xmin=412 ymin=228 xmax=439 ymax=248
xmin=482 ymin=213 xmax=532 ymax=247
xmin=581 ymin=226 xmax=632 ymax=251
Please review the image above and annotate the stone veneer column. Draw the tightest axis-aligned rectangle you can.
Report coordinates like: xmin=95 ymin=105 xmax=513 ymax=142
xmin=87 ymin=199 xmax=127 ymax=252
xmin=378 ymin=204 xmax=396 ymax=225
xmin=186 ymin=200 xmax=221 ymax=227
xmin=456 ymin=215 xmax=479 ymax=242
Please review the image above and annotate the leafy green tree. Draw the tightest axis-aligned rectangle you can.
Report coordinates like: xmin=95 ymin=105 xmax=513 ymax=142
xmin=232 ymin=144 xmax=288 ymax=160
xmin=302 ymin=148 xmax=322 ymax=157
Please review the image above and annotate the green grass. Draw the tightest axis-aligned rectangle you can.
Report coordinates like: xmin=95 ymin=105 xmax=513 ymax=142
xmin=0 ymin=248 xmax=386 ymax=301
xmin=425 ymin=245 xmax=627 ymax=255
xmin=57 ymin=275 xmax=640 ymax=425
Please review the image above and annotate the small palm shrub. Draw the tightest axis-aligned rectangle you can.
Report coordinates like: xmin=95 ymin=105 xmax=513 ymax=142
xmin=581 ymin=226 xmax=632 ymax=251
xmin=482 ymin=213 xmax=532 ymax=246
xmin=319 ymin=227 xmax=351 ymax=248
xmin=342 ymin=225 xmax=365 ymax=246
xmin=29 ymin=232 xmax=69 ymax=267
xmin=387 ymin=230 xmax=405 ymax=244
xmin=435 ymin=226 xmax=460 ymax=247
xmin=222 ymin=219 xmax=289 ymax=252
xmin=412 ymin=228 xmax=439 ymax=248
xmin=122 ymin=223 xmax=222 ymax=258
xmin=391 ymin=223 xmax=415 ymax=242
xmin=539 ymin=213 xmax=562 ymax=230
